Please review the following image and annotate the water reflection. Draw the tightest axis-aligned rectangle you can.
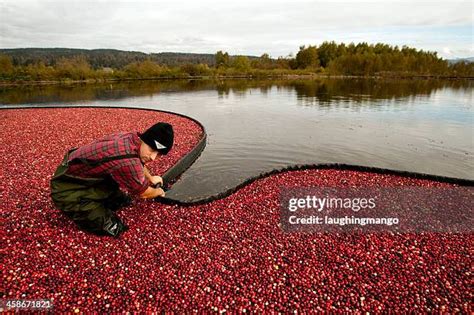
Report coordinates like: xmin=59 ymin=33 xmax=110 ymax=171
xmin=1 ymin=78 xmax=471 ymax=106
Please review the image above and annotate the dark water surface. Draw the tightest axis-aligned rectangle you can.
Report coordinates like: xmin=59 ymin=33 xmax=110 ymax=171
xmin=1 ymin=78 xmax=472 ymax=201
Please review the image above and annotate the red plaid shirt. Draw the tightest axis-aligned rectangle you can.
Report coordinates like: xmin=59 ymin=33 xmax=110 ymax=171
xmin=66 ymin=132 xmax=149 ymax=195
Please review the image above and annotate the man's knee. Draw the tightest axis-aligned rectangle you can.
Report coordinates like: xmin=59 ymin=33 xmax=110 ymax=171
xmin=103 ymin=190 xmax=132 ymax=212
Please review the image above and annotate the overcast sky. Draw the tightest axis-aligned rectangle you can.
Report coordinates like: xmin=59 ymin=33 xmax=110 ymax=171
xmin=0 ymin=0 xmax=472 ymax=59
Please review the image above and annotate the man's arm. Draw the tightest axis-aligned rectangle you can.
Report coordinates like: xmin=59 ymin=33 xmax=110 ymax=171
xmin=144 ymin=166 xmax=153 ymax=181
xmin=111 ymin=163 xmax=165 ymax=199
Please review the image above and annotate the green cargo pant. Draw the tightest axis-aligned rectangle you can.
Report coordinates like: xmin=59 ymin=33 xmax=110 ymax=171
xmin=50 ymin=149 xmax=130 ymax=235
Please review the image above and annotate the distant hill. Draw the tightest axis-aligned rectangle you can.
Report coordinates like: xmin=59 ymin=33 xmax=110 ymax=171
xmin=447 ymin=57 xmax=474 ymax=65
xmin=0 ymin=48 xmax=253 ymax=68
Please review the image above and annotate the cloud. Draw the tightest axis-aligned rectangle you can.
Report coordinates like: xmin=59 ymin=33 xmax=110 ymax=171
xmin=1 ymin=0 xmax=472 ymax=58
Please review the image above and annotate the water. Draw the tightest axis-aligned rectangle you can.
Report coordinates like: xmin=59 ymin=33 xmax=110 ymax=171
xmin=1 ymin=78 xmax=472 ymax=201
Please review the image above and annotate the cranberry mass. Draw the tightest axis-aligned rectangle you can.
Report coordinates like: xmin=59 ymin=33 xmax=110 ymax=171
xmin=1 ymin=108 xmax=471 ymax=312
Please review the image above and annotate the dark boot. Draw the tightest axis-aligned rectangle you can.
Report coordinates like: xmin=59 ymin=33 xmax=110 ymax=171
xmin=75 ymin=203 xmax=129 ymax=237
xmin=102 ymin=214 xmax=129 ymax=237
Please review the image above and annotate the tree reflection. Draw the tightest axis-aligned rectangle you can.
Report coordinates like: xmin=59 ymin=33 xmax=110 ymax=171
xmin=0 ymin=78 xmax=471 ymax=107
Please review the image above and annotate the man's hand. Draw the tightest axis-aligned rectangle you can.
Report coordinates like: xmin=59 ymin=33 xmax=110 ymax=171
xmin=140 ymin=186 xmax=165 ymax=199
xmin=150 ymin=175 xmax=163 ymax=187
xmin=155 ymin=187 xmax=165 ymax=197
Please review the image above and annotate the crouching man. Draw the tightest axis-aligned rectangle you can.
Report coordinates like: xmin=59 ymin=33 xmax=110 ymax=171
xmin=50 ymin=122 xmax=173 ymax=237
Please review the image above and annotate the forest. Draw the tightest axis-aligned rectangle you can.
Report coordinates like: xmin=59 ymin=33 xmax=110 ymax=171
xmin=0 ymin=42 xmax=472 ymax=82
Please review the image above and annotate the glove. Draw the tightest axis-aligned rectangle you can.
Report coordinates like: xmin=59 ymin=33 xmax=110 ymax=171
xmin=103 ymin=214 xmax=129 ymax=237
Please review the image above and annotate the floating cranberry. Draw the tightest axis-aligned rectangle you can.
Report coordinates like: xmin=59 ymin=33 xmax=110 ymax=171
xmin=1 ymin=108 xmax=471 ymax=313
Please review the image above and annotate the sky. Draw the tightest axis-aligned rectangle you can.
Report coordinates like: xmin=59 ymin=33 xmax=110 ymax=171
xmin=0 ymin=0 xmax=472 ymax=59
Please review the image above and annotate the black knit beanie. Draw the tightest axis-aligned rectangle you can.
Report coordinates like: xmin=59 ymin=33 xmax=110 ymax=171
xmin=140 ymin=122 xmax=174 ymax=155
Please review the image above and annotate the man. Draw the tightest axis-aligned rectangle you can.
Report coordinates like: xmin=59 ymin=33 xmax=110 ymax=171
xmin=50 ymin=122 xmax=174 ymax=237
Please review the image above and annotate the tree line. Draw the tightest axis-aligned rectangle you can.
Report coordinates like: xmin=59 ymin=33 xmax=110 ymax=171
xmin=0 ymin=48 xmax=218 ymax=68
xmin=0 ymin=42 xmax=472 ymax=82
xmin=3 ymin=78 xmax=465 ymax=106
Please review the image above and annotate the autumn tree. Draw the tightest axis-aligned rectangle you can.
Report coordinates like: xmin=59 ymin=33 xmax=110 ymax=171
xmin=317 ymin=41 xmax=340 ymax=68
xmin=55 ymin=56 xmax=93 ymax=80
xmin=251 ymin=53 xmax=274 ymax=69
xmin=231 ymin=56 xmax=251 ymax=71
xmin=26 ymin=61 xmax=55 ymax=80
xmin=450 ymin=61 xmax=474 ymax=77
xmin=295 ymin=45 xmax=319 ymax=69
xmin=0 ymin=54 xmax=15 ymax=77
xmin=215 ymin=51 xmax=230 ymax=68
xmin=123 ymin=59 xmax=164 ymax=78
xmin=179 ymin=63 xmax=212 ymax=76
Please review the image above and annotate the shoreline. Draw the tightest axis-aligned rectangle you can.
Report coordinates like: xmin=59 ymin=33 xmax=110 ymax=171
xmin=1 ymin=73 xmax=472 ymax=87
